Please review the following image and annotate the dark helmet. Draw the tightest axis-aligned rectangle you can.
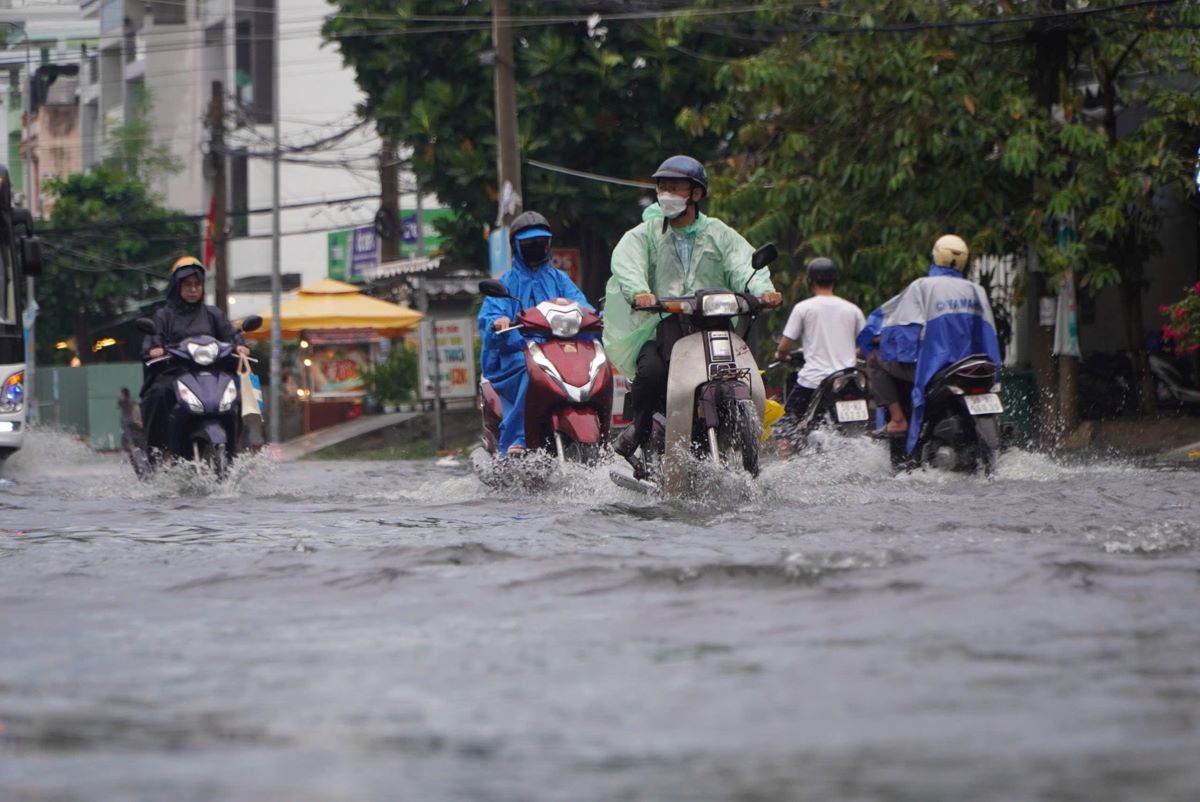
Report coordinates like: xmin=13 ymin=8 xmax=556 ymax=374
xmin=651 ymin=155 xmax=708 ymax=197
xmin=509 ymin=211 xmax=552 ymax=243
xmin=509 ymin=211 xmax=553 ymax=268
xmin=805 ymin=257 xmax=839 ymax=286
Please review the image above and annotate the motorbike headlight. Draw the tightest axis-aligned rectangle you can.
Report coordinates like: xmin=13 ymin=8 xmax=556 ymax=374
xmin=176 ymin=380 xmax=205 ymax=413
xmin=187 ymin=341 xmax=220 ymax=366
xmin=1 ymin=371 xmax=23 ymax=413
xmin=700 ymin=293 xmax=740 ymax=317
xmin=545 ymin=307 xmax=583 ymax=338
xmin=219 ymin=379 xmax=238 ymax=412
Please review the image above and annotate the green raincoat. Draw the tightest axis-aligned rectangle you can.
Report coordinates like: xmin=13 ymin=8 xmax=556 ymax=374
xmin=602 ymin=204 xmax=777 ymax=376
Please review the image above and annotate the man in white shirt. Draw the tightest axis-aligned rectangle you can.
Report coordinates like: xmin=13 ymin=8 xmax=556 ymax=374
xmin=773 ymin=257 xmax=866 ymax=419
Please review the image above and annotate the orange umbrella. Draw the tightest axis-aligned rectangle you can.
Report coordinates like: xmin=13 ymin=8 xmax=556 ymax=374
xmin=245 ymin=278 xmax=424 ymax=339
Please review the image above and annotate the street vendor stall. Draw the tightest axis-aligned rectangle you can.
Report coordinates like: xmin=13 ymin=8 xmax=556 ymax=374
xmin=247 ymin=279 xmax=424 ymax=433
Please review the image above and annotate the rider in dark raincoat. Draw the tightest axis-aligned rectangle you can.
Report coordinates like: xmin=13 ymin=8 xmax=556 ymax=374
xmin=140 ymin=256 xmax=247 ymax=458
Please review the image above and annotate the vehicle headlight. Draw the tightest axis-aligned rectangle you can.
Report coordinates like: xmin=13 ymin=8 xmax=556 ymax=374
xmin=546 ymin=308 xmax=583 ymax=338
xmin=700 ymin=293 xmax=740 ymax=317
xmin=219 ymin=379 xmax=238 ymax=412
xmin=176 ymin=380 xmax=205 ymax=413
xmin=187 ymin=342 xmax=219 ymax=366
xmin=1 ymin=371 xmax=23 ymax=413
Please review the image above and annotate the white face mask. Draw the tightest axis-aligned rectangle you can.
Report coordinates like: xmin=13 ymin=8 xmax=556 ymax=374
xmin=657 ymin=192 xmax=689 ymax=220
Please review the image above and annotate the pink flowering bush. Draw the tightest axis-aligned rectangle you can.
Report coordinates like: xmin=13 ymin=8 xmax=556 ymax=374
xmin=1160 ymin=281 xmax=1200 ymax=355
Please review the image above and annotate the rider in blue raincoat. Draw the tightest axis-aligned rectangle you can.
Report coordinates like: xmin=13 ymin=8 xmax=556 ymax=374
xmin=858 ymin=234 xmax=1002 ymax=454
xmin=478 ymin=211 xmax=592 ymax=456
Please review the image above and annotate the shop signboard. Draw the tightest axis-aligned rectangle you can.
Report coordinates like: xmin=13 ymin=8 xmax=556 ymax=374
xmin=418 ymin=317 xmax=475 ymax=400
xmin=398 ymin=208 xmax=454 ymax=258
xmin=327 ymin=225 xmax=379 ymax=283
xmin=550 ymin=247 xmax=581 ymax=286
xmin=307 ymin=342 xmax=372 ymax=398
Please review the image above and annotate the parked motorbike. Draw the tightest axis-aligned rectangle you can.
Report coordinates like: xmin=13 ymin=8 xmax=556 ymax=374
xmin=471 ymin=280 xmax=613 ymax=486
xmin=885 ymin=354 xmax=1003 ymax=475
xmin=611 ymin=243 xmax=777 ymax=496
xmin=131 ymin=315 xmax=261 ymax=478
xmin=769 ymin=349 xmax=871 ymax=449
xmin=1149 ymin=353 xmax=1200 ymax=412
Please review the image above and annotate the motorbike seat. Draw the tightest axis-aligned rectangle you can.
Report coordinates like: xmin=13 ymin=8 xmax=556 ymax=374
xmin=927 ymin=353 xmax=997 ymax=391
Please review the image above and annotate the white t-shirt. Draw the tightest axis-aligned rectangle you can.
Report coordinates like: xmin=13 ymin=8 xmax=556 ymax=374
xmin=781 ymin=295 xmax=866 ymax=389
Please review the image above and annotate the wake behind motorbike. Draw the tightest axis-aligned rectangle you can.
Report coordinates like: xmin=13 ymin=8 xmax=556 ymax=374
xmin=612 ymin=244 xmax=777 ymax=497
xmin=472 ymin=280 xmax=613 ymax=486
xmin=769 ymin=349 xmax=871 ymax=450
xmin=887 ymin=354 xmax=1002 ymax=475
xmin=131 ymin=315 xmax=261 ymax=478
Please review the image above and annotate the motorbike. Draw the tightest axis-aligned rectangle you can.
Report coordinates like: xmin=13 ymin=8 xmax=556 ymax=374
xmin=611 ymin=243 xmax=777 ymax=496
xmin=131 ymin=315 xmax=262 ymax=478
xmin=1149 ymin=353 xmax=1200 ymax=412
xmin=885 ymin=354 xmax=1003 ymax=475
xmin=471 ymin=280 xmax=613 ymax=486
xmin=769 ymin=348 xmax=871 ymax=449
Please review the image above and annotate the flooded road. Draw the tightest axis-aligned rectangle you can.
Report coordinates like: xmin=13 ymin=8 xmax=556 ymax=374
xmin=2 ymin=431 xmax=1198 ymax=801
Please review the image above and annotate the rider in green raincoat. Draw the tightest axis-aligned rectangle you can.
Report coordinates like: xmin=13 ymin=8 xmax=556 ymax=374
xmin=604 ymin=155 xmax=780 ymax=465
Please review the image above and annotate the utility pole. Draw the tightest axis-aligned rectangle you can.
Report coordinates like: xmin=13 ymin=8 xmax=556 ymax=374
xmin=492 ymin=0 xmax=521 ymax=226
xmin=379 ymin=137 xmax=399 ymax=263
xmin=268 ymin=2 xmax=282 ymax=443
xmin=208 ymin=80 xmax=229 ymax=314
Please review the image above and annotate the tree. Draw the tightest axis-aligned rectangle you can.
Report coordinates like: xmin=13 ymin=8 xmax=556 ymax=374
xmin=36 ymin=166 xmax=196 ymax=364
xmin=323 ymin=0 xmax=762 ymax=298
xmin=685 ymin=0 xmax=1200 ymax=428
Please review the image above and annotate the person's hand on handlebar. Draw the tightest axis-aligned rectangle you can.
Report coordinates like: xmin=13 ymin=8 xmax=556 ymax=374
xmin=148 ymin=347 xmax=165 ymax=358
xmin=493 ymin=317 xmax=512 ymax=331
xmin=633 ymin=293 xmax=657 ymax=309
xmin=236 ymin=345 xmax=251 ymax=356
xmin=759 ymin=291 xmax=782 ymax=308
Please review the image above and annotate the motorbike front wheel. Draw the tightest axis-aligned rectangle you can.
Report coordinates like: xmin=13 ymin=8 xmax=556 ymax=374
xmin=193 ymin=441 xmax=228 ymax=479
xmin=715 ymin=398 xmax=760 ymax=477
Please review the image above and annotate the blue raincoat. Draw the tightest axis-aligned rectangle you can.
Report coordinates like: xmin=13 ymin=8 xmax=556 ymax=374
xmin=478 ymin=240 xmax=592 ymax=453
xmin=858 ymin=265 xmax=1001 ymax=453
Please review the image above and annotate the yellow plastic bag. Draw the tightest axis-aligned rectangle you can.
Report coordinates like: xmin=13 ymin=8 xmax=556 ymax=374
xmin=761 ymin=398 xmax=785 ymax=442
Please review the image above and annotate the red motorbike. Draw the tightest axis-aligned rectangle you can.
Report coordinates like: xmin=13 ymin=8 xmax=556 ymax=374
xmin=473 ymin=280 xmax=613 ymax=474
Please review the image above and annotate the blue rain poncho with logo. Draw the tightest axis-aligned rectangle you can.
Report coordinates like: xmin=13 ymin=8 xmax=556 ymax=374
xmin=858 ymin=265 xmax=1002 ymax=454
xmin=477 ymin=231 xmax=592 ymax=453
xmin=603 ymin=204 xmax=776 ymax=376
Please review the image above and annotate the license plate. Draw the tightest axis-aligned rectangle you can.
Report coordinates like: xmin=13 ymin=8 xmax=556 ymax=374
xmin=964 ymin=393 xmax=1003 ymax=415
xmin=834 ymin=399 xmax=869 ymax=422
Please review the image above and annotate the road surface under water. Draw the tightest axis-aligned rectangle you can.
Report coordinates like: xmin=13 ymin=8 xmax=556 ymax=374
xmin=1 ymin=430 xmax=1198 ymax=801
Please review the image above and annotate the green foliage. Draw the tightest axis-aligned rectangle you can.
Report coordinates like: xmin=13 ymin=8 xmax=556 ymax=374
xmin=362 ymin=343 xmax=419 ymax=404
xmin=684 ymin=0 xmax=1200 ymax=338
xmin=323 ymin=1 xmax=761 ymax=287
xmin=102 ymin=84 xmax=183 ymax=184
xmin=37 ymin=166 xmax=196 ymax=363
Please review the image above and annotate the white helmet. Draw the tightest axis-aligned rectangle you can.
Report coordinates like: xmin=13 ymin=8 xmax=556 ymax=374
xmin=931 ymin=234 xmax=969 ymax=270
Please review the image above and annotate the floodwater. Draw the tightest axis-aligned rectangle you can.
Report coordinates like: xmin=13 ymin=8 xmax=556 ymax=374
xmin=1 ymin=430 xmax=1198 ymax=802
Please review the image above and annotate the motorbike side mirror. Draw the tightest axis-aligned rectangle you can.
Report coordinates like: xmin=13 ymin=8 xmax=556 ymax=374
xmin=21 ymin=235 xmax=43 ymax=277
xmin=751 ymin=243 xmax=779 ymax=271
xmin=479 ymin=279 xmax=513 ymax=299
xmin=239 ymin=315 xmax=263 ymax=333
xmin=135 ymin=317 xmax=158 ymax=335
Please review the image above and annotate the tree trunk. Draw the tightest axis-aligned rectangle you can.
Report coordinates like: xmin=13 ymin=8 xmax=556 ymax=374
xmin=574 ymin=223 xmax=613 ymax=306
xmin=1121 ymin=281 xmax=1156 ymax=416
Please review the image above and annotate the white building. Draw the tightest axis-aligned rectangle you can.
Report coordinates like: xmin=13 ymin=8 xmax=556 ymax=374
xmin=70 ymin=0 xmax=434 ymax=316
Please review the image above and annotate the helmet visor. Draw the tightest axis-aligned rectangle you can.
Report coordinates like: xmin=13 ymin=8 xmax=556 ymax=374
xmin=517 ymin=236 xmax=552 ymax=267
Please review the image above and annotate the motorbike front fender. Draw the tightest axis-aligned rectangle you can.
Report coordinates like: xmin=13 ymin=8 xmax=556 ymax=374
xmin=552 ymin=407 xmax=602 ymax=445
xmin=189 ymin=418 xmax=228 ymax=446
